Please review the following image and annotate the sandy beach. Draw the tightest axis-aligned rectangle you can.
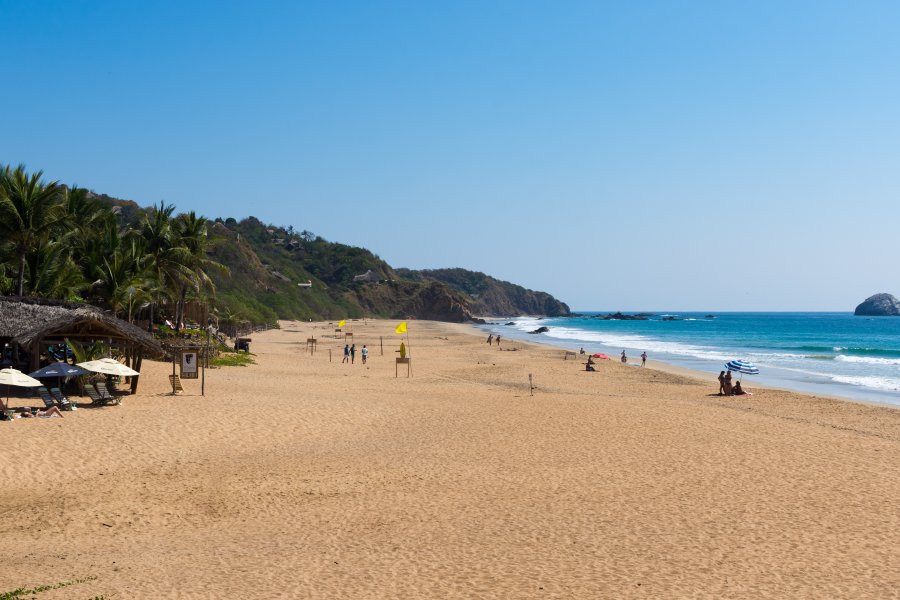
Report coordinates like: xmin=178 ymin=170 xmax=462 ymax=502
xmin=3 ymin=319 xmax=900 ymax=598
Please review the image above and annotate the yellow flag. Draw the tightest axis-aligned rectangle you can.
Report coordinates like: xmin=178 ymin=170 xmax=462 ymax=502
xmin=337 ymin=319 xmax=346 ymax=328
xmin=395 ymin=321 xmax=407 ymax=334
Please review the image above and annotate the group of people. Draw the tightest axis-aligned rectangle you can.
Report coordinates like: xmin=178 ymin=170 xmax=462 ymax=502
xmin=342 ymin=344 xmax=369 ymax=365
xmin=717 ymin=370 xmax=747 ymax=396
xmin=583 ymin=350 xmax=648 ymax=371
xmin=619 ymin=350 xmax=648 ymax=366
xmin=486 ymin=334 xmax=501 ymax=346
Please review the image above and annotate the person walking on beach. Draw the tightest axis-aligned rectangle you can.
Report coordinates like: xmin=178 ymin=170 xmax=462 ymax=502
xmin=496 ymin=335 xmax=501 ymax=347
xmin=350 ymin=344 xmax=356 ymax=364
xmin=342 ymin=344 xmax=350 ymax=363
xmin=361 ymin=345 xmax=368 ymax=364
xmin=487 ymin=334 xmax=493 ymax=345
xmin=621 ymin=350 xmax=627 ymax=363
xmin=717 ymin=371 xmax=726 ymax=395
xmin=641 ymin=352 xmax=647 ymax=367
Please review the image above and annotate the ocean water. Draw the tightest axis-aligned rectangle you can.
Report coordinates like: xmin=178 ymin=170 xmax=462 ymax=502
xmin=483 ymin=313 xmax=900 ymax=406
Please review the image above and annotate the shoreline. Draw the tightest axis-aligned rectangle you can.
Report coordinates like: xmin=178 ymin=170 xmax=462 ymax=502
xmin=474 ymin=314 xmax=900 ymax=409
xmin=471 ymin=319 xmax=899 ymax=411
xmin=3 ymin=318 xmax=900 ymax=597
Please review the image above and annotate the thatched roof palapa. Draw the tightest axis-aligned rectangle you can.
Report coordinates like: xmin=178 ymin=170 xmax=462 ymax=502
xmin=0 ymin=296 xmax=165 ymax=358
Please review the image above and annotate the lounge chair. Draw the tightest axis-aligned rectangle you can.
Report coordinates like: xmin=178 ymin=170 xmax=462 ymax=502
xmin=49 ymin=387 xmax=74 ymax=411
xmin=85 ymin=384 xmax=109 ymax=406
xmin=38 ymin=386 xmax=57 ymax=409
xmin=95 ymin=382 xmax=121 ymax=405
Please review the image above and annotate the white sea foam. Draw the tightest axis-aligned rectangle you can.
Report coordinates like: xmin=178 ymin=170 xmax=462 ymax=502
xmin=533 ymin=327 xmax=733 ymax=362
xmin=835 ymin=355 xmax=900 ymax=367
xmin=830 ymin=375 xmax=900 ymax=392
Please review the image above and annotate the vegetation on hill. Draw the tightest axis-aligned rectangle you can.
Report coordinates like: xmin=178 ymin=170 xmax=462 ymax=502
xmin=396 ymin=268 xmax=570 ymax=316
xmin=0 ymin=164 xmax=569 ymax=326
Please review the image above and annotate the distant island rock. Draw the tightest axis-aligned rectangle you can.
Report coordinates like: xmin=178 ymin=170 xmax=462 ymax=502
xmin=602 ymin=312 xmax=648 ymax=321
xmin=528 ymin=326 xmax=550 ymax=334
xmin=854 ymin=293 xmax=900 ymax=316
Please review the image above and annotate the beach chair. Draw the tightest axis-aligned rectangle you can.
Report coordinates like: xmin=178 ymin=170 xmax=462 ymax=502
xmin=49 ymin=387 xmax=74 ymax=411
xmin=85 ymin=384 xmax=109 ymax=406
xmin=94 ymin=382 xmax=120 ymax=405
xmin=168 ymin=374 xmax=184 ymax=394
xmin=38 ymin=386 xmax=57 ymax=409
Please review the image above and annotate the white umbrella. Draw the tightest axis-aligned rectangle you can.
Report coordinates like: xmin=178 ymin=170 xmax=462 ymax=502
xmin=76 ymin=358 xmax=140 ymax=377
xmin=0 ymin=368 xmax=43 ymax=411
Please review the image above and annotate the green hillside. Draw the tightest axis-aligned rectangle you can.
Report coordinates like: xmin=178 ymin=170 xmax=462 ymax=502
xmin=0 ymin=165 xmax=569 ymax=326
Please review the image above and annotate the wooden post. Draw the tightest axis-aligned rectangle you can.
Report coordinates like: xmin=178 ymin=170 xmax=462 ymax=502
xmin=380 ymin=336 xmax=383 ymax=356
xmin=131 ymin=352 xmax=143 ymax=394
xmin=529 ymin=373 xmax=533 ymax=396
xmin=202 ymin=326 xmax=209 ymax=397
xmin=329 ymin=349 xmax=332 ymax=362
xmin=171 ymin=355 xmax=177 ymax=395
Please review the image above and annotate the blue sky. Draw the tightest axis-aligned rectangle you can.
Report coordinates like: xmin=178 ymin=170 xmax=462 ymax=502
xmin=2 ymin=1 xmax=899 ymax=311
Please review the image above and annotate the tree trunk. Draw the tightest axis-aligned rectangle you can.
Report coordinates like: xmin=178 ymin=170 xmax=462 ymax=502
xmin=17 ymin=251 xmax=26 ymax=296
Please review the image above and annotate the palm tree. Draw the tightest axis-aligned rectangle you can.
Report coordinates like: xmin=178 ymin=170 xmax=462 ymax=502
xmin=89 ymin=239 xmax=149 ymax=321
xmin=131 ymin=201 xmax=192 ymax=330
xmin=172 ymin=211 xmax=229 ymax=329
xmin=0 ymin=165 xmax=66 ymax=295
xmin=25 ymin=236 xmax=86 ymax=300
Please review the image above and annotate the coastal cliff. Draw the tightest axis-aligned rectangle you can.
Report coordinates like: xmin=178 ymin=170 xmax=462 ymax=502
xmin=854 ymin=293 xmax=900 ymax=316
xmin=395 ymin=268 xmax=570 ymax=317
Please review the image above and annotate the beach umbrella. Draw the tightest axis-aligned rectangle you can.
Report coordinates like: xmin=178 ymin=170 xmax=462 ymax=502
xmin=592 ymin=353 xmax=610 ymax=360
xmin=76 ymin=358 xmax=140 ymax=377
xmin=724 ymin=359 xmax=759 ymax=380
xmin=0 ymin=368 xmax=43 ymax=411
xmin=29 ymin=362 xmax=89 ymax=379
xmin=30 ymin=362 xmax=90 ymax=391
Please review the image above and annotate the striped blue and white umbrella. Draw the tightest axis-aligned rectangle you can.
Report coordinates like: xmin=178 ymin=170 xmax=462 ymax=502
xmin=724 ymin=359 xmax=759 ymax=377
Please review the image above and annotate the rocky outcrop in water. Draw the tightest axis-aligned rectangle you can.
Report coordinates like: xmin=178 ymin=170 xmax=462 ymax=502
xmin=602 ymin=312 xmax=648 ymax=321
xmin=854 ymin=293 xmax=900 ymax=316
xmin=528 ymin=326 xmax=550 ymax=334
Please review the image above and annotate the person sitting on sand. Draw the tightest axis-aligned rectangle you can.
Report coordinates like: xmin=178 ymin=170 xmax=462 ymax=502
xmin=579 ymin=347 xmax=585 ymax=354
xmin=733 ymin=381 xmax=745 ymax=395
xmin=723 ymin=371 xmax=733 ymax=396
xmin=585 ymin=355 xmax=596 ymax=372
xmin=20 ymin=406 xmax=64 ymax=418
xmin=621 ymin=350 xmax=627 ymax=363
xmin=717 ymin=371 xmax=726 ymax=395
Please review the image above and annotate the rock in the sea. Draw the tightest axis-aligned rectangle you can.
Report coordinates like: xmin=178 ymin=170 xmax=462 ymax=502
xmin=505 ymin=321 xmax=516 ymax=326
xmin=602 ymin=312 xmax=648 ymax=321
xmin=854 ymin=293 xmax=900 ymax=316
xmin=528 ymin=326 xmax=550 ymax=334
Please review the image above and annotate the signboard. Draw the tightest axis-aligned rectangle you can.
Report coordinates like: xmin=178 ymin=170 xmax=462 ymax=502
xmin=180 ymin=349 xmax=199 ymax=379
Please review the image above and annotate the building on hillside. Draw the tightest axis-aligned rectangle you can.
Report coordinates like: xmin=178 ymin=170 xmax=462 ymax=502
xmin=352 ymin=270 xmax=379 ymax=283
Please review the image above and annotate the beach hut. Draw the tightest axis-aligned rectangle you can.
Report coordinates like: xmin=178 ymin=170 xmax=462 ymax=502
xmin=0 ymin=297 xmax=165 ymax=393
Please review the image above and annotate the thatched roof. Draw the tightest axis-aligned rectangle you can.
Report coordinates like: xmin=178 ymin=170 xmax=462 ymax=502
xmin=0 ymin=296 xmax=165 ymax=358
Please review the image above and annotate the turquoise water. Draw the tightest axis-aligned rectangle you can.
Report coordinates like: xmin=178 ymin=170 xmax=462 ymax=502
xmin=484 ymin=313 xmax=900 ymax=406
